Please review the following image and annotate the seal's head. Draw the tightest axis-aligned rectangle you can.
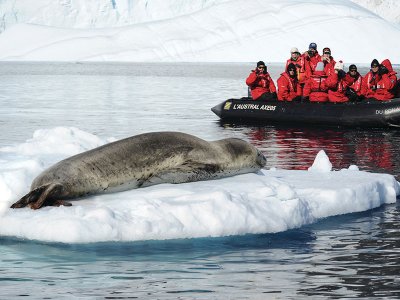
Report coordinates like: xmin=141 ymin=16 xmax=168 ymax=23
xmin=213 ymin=138 xmax=266 ymax=172
xmin=256 ymin=149 xmax=267 ymax=168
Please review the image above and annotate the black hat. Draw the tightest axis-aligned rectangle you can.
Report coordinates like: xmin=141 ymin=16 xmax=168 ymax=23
xmin=257 ymin=61 xmax=266 ymax=67
xmin=287 ymin=63 xmax=296 ymax=72
xmin=371 ymin=59 xmax=379 ymax=67
xmin=323 ymin=47 xmax=331 ymax=54
xmin=349 ymin=64 xmax=357 ymax=71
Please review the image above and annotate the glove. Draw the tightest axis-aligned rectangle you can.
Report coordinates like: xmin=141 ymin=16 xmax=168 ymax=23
xmin=379 ymin=65 xmax=389 ymax=75
xmin=345 ymin=87 xmax=358 ymax=102
xmin=337 ymin=69 xmax=346 ymax=79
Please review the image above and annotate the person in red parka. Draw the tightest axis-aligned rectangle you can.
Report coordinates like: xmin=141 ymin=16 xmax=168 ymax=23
xmin=246 ymin=61 xmax=277 ymax=101
xmin=321 ymin=47 xmax=336 ymax=76
xmin=285 ymin=47 xmax=310 ymax=86
xmin=344 ymin=64 xmax=364 ymax=102
xmin=362 ymin=59 xmax=397 ymax=101
xmin=277 ymin=63 xmax=302 ymax=101
xmin=327 ymin=61 xmax=349 ymax=103
xmin=302 ymin=42 xmax=321 ymax=74
xmin=303 ymin=62 xmax=336 ymax=102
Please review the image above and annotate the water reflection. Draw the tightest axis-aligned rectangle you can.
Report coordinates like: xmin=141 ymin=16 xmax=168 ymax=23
xmin=1 ymin=62 xmax=399 ymax=299
xmin=220 ymin=122 xmax=400 ymax=178
xmin=298 ymin=202 xmax=400 ymax=298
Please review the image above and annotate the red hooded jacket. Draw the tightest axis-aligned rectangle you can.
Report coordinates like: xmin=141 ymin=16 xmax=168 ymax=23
xmin=246 ymin=70 xmax=277 ymax=100
xmin=328 ymin=71 xmax=349 ymax=103
xmin=344 ymin=72 xmax=363 ymax=96
xmin=361 ymin=59 xmax=397 ymax=101
xmin=277 ymin=72 xmax=302 ymax=101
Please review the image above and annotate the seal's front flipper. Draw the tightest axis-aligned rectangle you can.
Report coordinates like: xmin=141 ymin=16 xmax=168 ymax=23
xmin=29 ymin=183 xmax=63 ymax=210
xmin=10 ymin=183 xmax=64 ymax=209
xmin=10 ymin=185 xmax=49 ymax=209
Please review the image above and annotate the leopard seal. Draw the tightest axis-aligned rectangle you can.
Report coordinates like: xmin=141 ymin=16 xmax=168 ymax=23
xmin=11 ymin=131 xmax=266 ymax=209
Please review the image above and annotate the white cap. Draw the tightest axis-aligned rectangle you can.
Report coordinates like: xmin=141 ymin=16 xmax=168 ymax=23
xmin=290 ymin=47 xmax=299 ymax=53
xmin=334 ymin=60 xmax=344 ymax=71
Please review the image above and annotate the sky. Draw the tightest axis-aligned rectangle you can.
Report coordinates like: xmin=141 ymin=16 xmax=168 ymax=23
xmin=0 ymin=127 xmax=398 ymax=243
xmin=0 ymin=0 xmax=399 ymax=64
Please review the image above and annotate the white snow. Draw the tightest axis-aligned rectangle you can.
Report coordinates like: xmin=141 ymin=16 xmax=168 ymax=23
xmin=0 ymin=127 xmax=398 ymax=244
xmin=0 ymin=0 xmax=399 ymax=63
xmin=351 ymin=0 xmax=400 ymax=24
xmin=308 ymin=150 xmax=332 ymax=172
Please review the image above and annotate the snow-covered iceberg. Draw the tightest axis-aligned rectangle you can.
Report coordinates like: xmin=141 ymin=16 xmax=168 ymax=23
xmin=0 ymin=0 xmax=399 ymax=63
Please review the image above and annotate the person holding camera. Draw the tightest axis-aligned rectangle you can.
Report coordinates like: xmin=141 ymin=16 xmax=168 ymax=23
xmin=361 ymin=59 xmax=397 ymax=101
xmin=327 ymin=61 xmax=350 ymax=103
xmin=321 ymin=47 xmax=336 ymax=76
xmin=302 ymin=42 xmax=321 ymax=74
xmin=246 ymin=61 xmax=277 ymax=101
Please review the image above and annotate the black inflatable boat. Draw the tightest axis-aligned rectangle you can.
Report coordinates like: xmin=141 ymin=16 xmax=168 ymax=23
xmin=211 ymin=97 xmax=400 ymax=128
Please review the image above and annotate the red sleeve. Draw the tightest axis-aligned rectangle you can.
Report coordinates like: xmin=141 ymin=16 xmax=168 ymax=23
xmin=326 ymin=72 xmax=338 ymax=89
xmin=296 ymin=82 xmax=303 ymax=96
xmin=246 ymin=71 xmax=258 ymax=86
xmin=323 ymin=59 xmax=335 ymax=76
xmin=303 ymin=80 xmax=311 ymax=96
xmin=269 ymin=75 xmax=277 ymax=93
xmin=360 ymin=74 xmax=370 ymax=96
xmin=380 ymin=74 xmax=396 ymax=90
xmin=277 ymin=76 xmax=288 ymax=100
xmin=343 ymin=74 xmax=353 ymax=85
xmin=304 ymin=60 xmax=312 ymax=79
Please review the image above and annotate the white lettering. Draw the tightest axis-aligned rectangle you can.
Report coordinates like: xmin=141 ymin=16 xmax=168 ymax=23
xmin=384 ymin=107 xmax=400 ymax=115
xmin=233 ymin=103 xmax=276 ymax=111
xmin=260 ymin=105 xmax=276 ymax=111
xmin=233 ymin=104 xmax=260 ymax=110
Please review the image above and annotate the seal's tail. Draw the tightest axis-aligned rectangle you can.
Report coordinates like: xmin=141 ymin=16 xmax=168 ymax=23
xmin=10 ymin=183 xmax=69 ymax=209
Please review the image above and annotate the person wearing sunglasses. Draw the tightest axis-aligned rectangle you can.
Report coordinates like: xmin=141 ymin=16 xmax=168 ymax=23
xmin=246 ymin=61 xmax=277 ymax=101
xmin=277 ymin=63 xmax=302 ymax=101
xmin=320 ymin=47 xmax=336 ymax=76
xmin=361 ymin=59 xmax=397 ymax=101
xmin=343 ymin=64 xmax=364 ymax=101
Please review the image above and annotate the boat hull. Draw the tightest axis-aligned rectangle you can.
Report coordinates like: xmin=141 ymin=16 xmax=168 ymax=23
xmin=211 ymin=97 xmax=400 ymax=128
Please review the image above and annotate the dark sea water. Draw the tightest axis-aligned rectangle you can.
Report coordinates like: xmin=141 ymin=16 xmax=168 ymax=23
xmin=0 ymin=62 xmax=399 ymax=299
